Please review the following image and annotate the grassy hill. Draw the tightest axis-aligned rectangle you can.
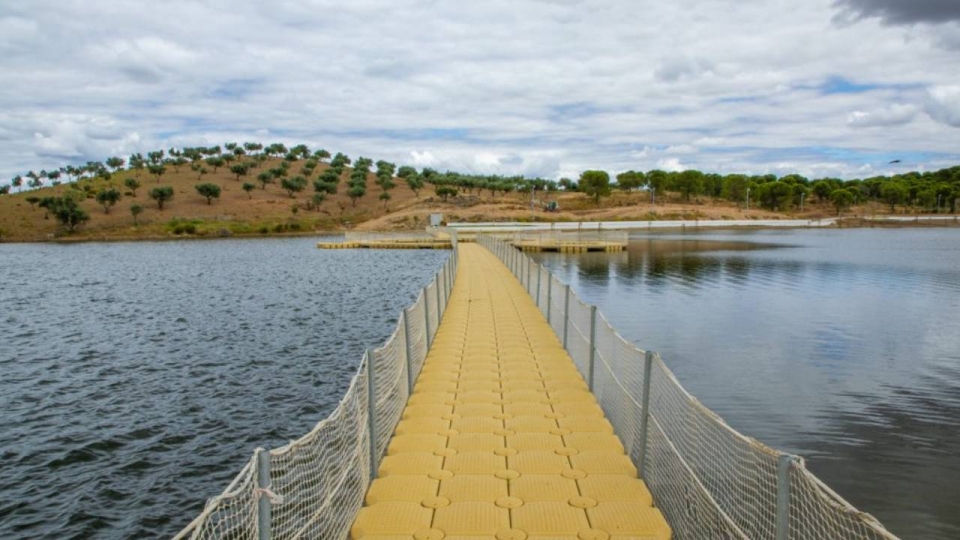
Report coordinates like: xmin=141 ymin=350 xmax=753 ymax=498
xmin=1 ymin=154 xmax=952 ymax=243
xmin=0 ymin=158 xmax=429 ymax=242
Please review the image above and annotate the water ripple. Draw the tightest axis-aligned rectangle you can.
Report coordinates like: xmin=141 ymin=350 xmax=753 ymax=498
xmin=534 ymin=228 xmax=960 ymax=539
xmin=0 ymin=237 xmax=447 ymax=539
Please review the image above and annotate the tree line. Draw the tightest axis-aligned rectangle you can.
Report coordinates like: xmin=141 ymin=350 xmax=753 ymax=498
xmin=4 ymin=141 xmax=959 ymax=233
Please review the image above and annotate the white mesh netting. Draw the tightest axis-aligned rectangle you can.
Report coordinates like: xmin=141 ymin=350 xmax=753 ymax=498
xmin=173 ymin=253 xmax=457 ymax=540
xmin=477 ymin=235 xmax=898 ymax=540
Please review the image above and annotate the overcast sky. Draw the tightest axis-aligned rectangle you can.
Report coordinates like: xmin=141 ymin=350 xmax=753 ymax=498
xmin=1 ymin=0 xmax=959 ymax=182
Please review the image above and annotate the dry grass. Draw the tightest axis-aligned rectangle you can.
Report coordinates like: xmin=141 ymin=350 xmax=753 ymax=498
xmin=0 ymin=169 xmax=918 ymax=242
xmin=0 ymin=159 xmax=428 ymax=241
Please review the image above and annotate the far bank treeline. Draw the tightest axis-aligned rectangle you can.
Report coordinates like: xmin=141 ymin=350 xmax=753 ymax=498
xmin=2 ymin=141 xmax=959 ymax=233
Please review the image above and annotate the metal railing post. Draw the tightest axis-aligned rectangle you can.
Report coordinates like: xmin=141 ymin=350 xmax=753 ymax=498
xmin=546 ymin=273 xmax=552 ymax=325
xmin=365 ymin=348 xmax=378 ymax=479
xmin=438 ymin=270 xmax=446 ymax=316
xmin=588 ymin=306 xmax=598 ymax=391
xmin=562 ymin=285 xmax=570 ymax=349
xmin=447 ymin=259 xmax=454 ymax=296
xmin=423 ymin=287 xmax=432 ymax=348
xmin=776 ymin=455 xmax=793 ymax=540
xmin=526 ymin=257 xmax=532 ymax=294
xmin=435 ymin=273 xmax=442 ymax=324
xmin=402 ymin=310 xmax=414 ymax=393
xmin=638 ymin=351 xmax=653 ymax=479
xmin=257 ymin=448 xmax=271 ymax=540
xmin=536 ymin=263 xmax=542 ymax=307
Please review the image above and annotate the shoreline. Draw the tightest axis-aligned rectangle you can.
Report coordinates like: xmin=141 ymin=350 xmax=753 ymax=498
xmin=1 ymin=216 xmax=957 ymax=245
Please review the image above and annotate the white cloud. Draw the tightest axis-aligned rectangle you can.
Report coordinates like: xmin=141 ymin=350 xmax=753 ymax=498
xmin=0 ymin=0 xmax=957 ymax=182
xmin=664 ymin=144 xmax=698 ymax=155
xmin=847 ymin=104 xmax=918 ymax=127
xmin=654 ymin=56 xmax=715 ymax=82
xmin=925 ymin=85 xmax=960 ymax=127
xmin=694 ymin=137 xmax=725 ymax=146
xmin=657 ymin=158 xmax=688 ymax=172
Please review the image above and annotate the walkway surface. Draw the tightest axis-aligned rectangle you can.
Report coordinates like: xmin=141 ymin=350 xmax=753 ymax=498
xmin=351 ymin=244 xmax=671 ymax=540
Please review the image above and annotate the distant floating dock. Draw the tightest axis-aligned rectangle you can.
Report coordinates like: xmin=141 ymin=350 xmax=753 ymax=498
xmin=318 ymin=240 xmax=452 ymax=249
xmin=318 ymin=230 xmax=627 ymax=252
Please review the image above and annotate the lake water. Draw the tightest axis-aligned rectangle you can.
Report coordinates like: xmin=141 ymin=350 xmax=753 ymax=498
xmin=531 ymin=228 xmax=960 ymax=540
xmin=0 ymin=238 xmax=449 ymax=539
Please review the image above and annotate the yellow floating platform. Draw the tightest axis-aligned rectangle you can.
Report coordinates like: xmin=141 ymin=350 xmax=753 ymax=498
xmin=317 ymin=241 xmax=452 ymax=249
xmin=515 ymin=242 xmax=624 ymax=253
xmin=319 ymin=238 xmax=622 ymax=252
xmin=350 ymin=244 xmax=670 ymax=540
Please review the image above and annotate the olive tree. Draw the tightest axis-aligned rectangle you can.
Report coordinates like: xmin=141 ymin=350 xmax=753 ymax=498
xmin=348 ymin=184 xmax=366 ymax=206
xmin=615 ymin=171 xmax=646 ymax=191
xmin=130 ymin=204 xmax=144 ymax=225
xmin=106 ymin=157 xmax=125 ymax=172
xmin=579 ymin=170 xmax=611 ymax=203
xmin=406 ymin=175 xmax=424 ymax=197
xmin=149 ymin=186 xmax=174 ymax=210
xmin=435 ymin=185 xmax=458 ymax=201
xmin=95 ymin=187 xmax=122 ymax=213
xmin=880 ymin=182 xmax=908 ymax=212
xmin=148 ymin=164 xmax=166 ymax=183
xmin=242 ymin=182 xmax=256 ymax=198
xmin=52 ymin=196 xmax=89 ymax=231
xmin=124 ymin=177 xmax=141 ymax=197
xmin=195 ymin=183 xmax=221 ymax=204
xmin=281 ymin=176 xmax=307 ymax=197
xmin=313 ymin=179 xmax=337 ymax=195
xmin=230 ymin=163 xmax=250 ymax=182
xmin=831 ymin=188 xmax=855 ymax=216
xmin=257 ymin=172 xmax=274 ymax=190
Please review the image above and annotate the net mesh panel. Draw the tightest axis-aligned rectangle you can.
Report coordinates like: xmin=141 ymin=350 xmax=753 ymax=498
xmin=648 ymin=355 xmax=780 ymax=538
xmin=425 ymin=282 xmax=439 ymax=342
xmin=174 ymin=255 xmax=457 ymax=540
xmin=537 ymin=266 xmax=550 ymax=319
xmin=172 ymin=457 xmax=260 ymax=540
xmin=477 ymin=236 xmax=898 ymax=540
xmin=565 ymin=294 xmax=593 ymax=377
xmin=269 ymin=366 xmax=371 ymax=540
xmin=592 ymin=311 xmax=644 ymax=459
xmin=549 ymin=275 xmax=566 ymax=338
xmin=372 ymin=322 xmax=409 ymax=463
xmin=788 ymin=463 xmax=895 ymax=540
xmin=406 ymin=297 xmax=428 ymax=382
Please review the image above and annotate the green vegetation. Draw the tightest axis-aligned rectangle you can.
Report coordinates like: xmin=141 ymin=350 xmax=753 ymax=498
xmin=3 ymin=138 xmax=959 ymax=243
xmin=579 ymin=170 xmax=611 ymax=203
xmin=281 ymin=176 xmax=307 ymax=197
xmin=124 ymin=177 xmax=141 ymax=197
xmin=95 ymin=187 xmax=122 ymax=213
xmin=46 ymin=195 xmax=89 ymax=231
xmin=435 ymin=185 xmax=457 ymax=201
xmin=130 ymin=204 xmax=144 ymax=225
xmin=831 ymin=189 xmax=856 ymax=216
xmin=195 ymin=183 xmax=221 ymax=205
xmin=149 ymin=186 xmax=174 ymax=210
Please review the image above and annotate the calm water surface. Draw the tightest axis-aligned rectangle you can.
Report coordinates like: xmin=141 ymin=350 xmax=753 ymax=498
xmin=0 ymin=238 xmax=448 ymax=539
xmin=532 ymin=228 xmax=960 ymax=540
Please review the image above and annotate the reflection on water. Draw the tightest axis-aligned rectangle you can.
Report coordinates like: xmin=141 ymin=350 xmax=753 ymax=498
xmin=0 ymin=238 xmax=448 ymax=539
xmin=533 ymin=229 xmax=960 ymax=540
